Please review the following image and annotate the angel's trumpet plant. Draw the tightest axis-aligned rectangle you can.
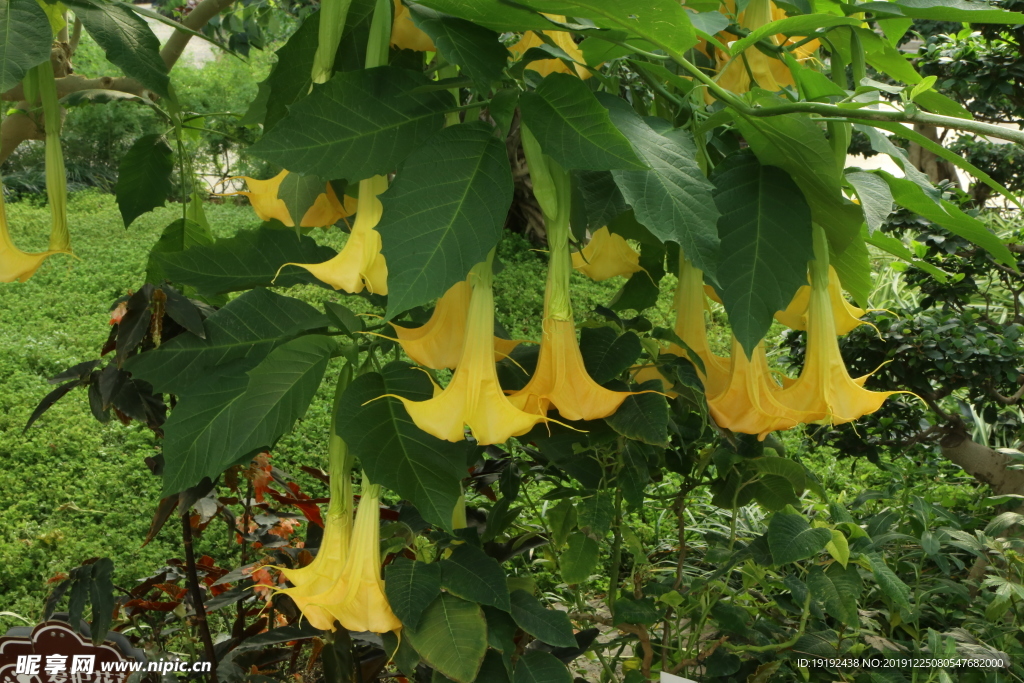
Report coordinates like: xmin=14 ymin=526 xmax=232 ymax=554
xmin=509 ymin=16 xmax=591 ymax=79
xmin=775 ymin=265 xmax=866 ymax=335
xmin=34 ymin=62 xmax=71 ymax=255
xmin=571 ymin=227 xmax=642 ymax=281
xmin=388 ymin=253 xmax=549 ymax=444
xmin=0 ymin=171 xmax=63 ymax=283
xmin=387 ymin=278 xmax=520 ymax=370
xmin=391 ymin=0 xmax=435 ymax=52
xmin=776 ymin=227 xmax=898 ymax=424
xmin=311 ymin=0 xmax=354 ymax=83
xmin=672 ymin=257 xmax=731 ymax=399
xmin=223 ymin=170 xmax=353 ymax=228
xmin=280 ymin=175 xmax=388 ymax=294
xmin=507 ymin=135 xmax=633 ymax=421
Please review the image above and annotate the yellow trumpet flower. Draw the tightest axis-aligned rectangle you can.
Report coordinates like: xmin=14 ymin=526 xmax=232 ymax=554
xmin=509 ymin=16 xmax=592 ymax=79
xmin=1 ymin=173 xmax=68 ymax=283
xmin=391 ymin=0 xmax=435 ymax=52
xmin=776 ymin=227 xmax=897 ymax=424
xmin=388 ymin=255 xmax=549 ymax=444
xmin=388 ymin=279 xmax=521 ymax=370
xmin=775 ymin=265 xmax=866 ymax=335
xmin=278 ymin=507 xmax=351 ymax=628
xmin=223 ymin=170 xmax=354 ymax=228
xmin=280 ymin=175 xmax=388 ymax=294
xmin=571 ymin=227 xmax=643 ymax=281
xmin=672 ymin=257 xmax=731 ymax=399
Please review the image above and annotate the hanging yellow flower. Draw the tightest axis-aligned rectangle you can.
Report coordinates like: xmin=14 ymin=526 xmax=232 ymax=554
xmin=776 ymin=227 xmax=897 ymax=424
xmin=509 ymin=16 xmax=591 ymax=79
xmin=672 ymin=257 xmax=731 ymax=399
xmin=280 ymin=175 xmax=388 ymax=294
xmin=571 ymin=227 xmax=643 ymax=281
xmin=387 ymin=255 xmax=549 ymax=444
xmin=0 ymin=182 xmax=67 ymax=283
xmin=223 ymin=170 xmax=354 ymax=228
xmin=775 ymin=265 xmax=866 ymax=335
xmin=278 ymin=506 xmax=351 ymax=628
xmin=391 ymin=0 xmax=435 ymax=52
xmin=388 ymin=279 xmax=521 ymax=370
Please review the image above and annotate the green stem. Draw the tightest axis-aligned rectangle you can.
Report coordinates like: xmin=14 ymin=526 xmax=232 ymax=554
xmin=33 ymin=62 xmax=68 ymax=252
xmin=607 ymin=489 xmax=623 ymax=616
xmin=725 ymin=590 xmax=812 ymax=653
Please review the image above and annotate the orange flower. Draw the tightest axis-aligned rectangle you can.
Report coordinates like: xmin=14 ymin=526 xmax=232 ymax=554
xmin=509 ymin=16 xmax=591 ymax=79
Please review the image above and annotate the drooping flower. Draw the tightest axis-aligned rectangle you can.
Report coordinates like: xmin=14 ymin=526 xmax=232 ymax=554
xmin=671 ymin=257 xmax=731 ymax=399
xmin=775 ymin=265 xmax=866 ymax=335
xmin=280 ymin=175 xmax=388 ymax=294
xmin=0 ymin=173 xmax=66 ymax=283
xmin=571 ymin=227 xmax=643 ymax=281
xmin=388 ymin=255 xmax=549 ymax=444
xmin=509 ymin=16 xmax=592 ymax=79
xmin=391 ymin=0 xmax=435 ymax=52
xmin=388 ymin=278 xmax=521 ymax=370
xmin=506 ymin=147 xmax=633 ymax=421
xmin=776 ymin=227 xmax=898 ymax=424
xmin=223 ymin=170 xmax=354 ymax=228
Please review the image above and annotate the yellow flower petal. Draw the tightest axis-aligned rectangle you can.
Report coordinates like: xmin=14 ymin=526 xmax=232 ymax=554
xmin=508 ymin=17 xmax=592 ymax=79
xmin=571 ymin=227 xmax=643 ymax=281
xmin=278 ymin=509 xmax=351 ymax=629
xmin=299 ymin=182 xmax=353 ymax=228
xmin=775 ymin=266 xmax=866 ymax=336
xmin=224 ymin=170 xmax=293 ymax=225
xmin=673 ymin=258 xmax=731 ymax=398
xmin=0 ymin=183 xmax=66 ymax=283
xmin=391 ymin=0 xmax=435 ymax=52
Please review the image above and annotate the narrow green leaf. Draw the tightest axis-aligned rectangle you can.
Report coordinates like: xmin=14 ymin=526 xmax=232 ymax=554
xmin=334 ymin=363 xmax=467 ymax=530
xmin=766 ymin=507 xmax=832 ymax=565
xmin=0 ymin=0 xmax=52 ymax=92
xmin=379 ymin=122 xmax=513 ymax=318
xmin=730 ymin=15 xmax=860 ymax=55
xmin=710 ymin=151 xmax=813 ymax=355
xmin=409 ymin=7 xmax=509 ymax=87
xmin=508 ymin=590 xmax=577 ymax=648
xmin=416 ymin=0 xmax=555 ymax=30
xmin=845 ymin=171 xmax=894 ymax=233
xmin=115 ymin=134 xmax=174 ymax=227
xmin=384 ymin=558 xmax=443 ymax=631
xmin=601 ymin=96 xmax=720 ymax=277
xmin=250 ymin=66 xmax=452 ymax=180
xmin=892 ymin=0 xmax=1024 ymax=23
xmin=88 ymin=558 xmax=115 ymax=645
xmin=406 ymin=594 xmax=488 ymax=683
xmin=560 ymin=532 xmax=599 ymax=584
xmin=520 ymin=73 xmax=646 ymax=172
xmin=440 ymin=544 xmax=511 ymax=611
xmin=513 ymin=651 xmax=572 ymax=683
xmin=160 ymin=335 xmax=336 ymax=495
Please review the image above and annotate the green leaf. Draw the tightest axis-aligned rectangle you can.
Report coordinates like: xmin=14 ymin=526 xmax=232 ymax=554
xmin=520 ymin=73 xmax=646 ymax=172
xmin=560 ymin=532 xmax=600 ymax=584
xmin=613 ymin=597 xmax=664 ymax=625
xmin=879 ymin=171 xmax=1015 ymax=266
xmin=440 ymin=544 xmax=511 ymax=611
xmin=733 ymin=99 xmax=865 ymax=251
xmin=416 ymin=0 xmax=555 ymax=30
xmin=866 ymin=552 xmax=912 ymax=609
xmin=730 ymin=15 xmax=860 ymax=55
xmin=378 ymin=122 xmax=513 ymax=318
xmin=160 ymin=335 xmax=336 ymax=495
xmin=573 ymin=170 xmax=627 ymax=232
xmin=250 ymin=66 xmax=452 ymax=181
xmin=410 ymin=7 xmax=509 ymax=87
xmin=577 ymin=490 xmax=613 ymax=536
xmin=509 ymin=590 xmax=577 ymax=648
xmin=893 ymin=0 xmax=1024 ymax=22
xmin=619 ymin=440 xmax=651 ymax=509
xmin=807 ymin=563 xmax=860 ymax=627
xmin=157 ymin=226 xmax=338 ymax=296
xmin=749 ymin=456 xmax=806 ymax=493
xmin=145 ymin=218 xmax=214 ymax=285
xmin=545 ymin=498 xmax=577 ymax=548
xmin=766 ymin=507 xmax=832 ymax=565
xmin=579 ymin=327 xmax=642 ymax=384
xmin=845 ymin=171 xmax=893 ymax=234
xmin=747 ymin=475 xmax=800 ymax=512
xmin=88 ymin=558 xmax=115 ymax=646
xmin=406 ymin=594 xmax=487 ymax=683
xmin=115 ymin=134 xmax=174 ymax=228
xmin=334 ymin=363 xmax=467 ymax=530
xmin=0 ymin=0 xmax=52 ymax=92
xmin=476 ymin=651 xmax=512 ymax=683
xmin=64 ymin=0 xmax=170 ymax=97
xmin=710 ymin=151 xmax=813 ymax=355
xmin=600 ymin=96 xmax=720 ymax=276
xmin=605 ymin=379 xmax=669 ymax=446
xmin=125 ymin=288 xmax=326 ymax=395
xmin=513 ymin=651 xmax=572 ymax=683
xmin=864 ymin=229 xmax=948 ymax=282
xmin=385 ymin=558 xmax=443 ymax=631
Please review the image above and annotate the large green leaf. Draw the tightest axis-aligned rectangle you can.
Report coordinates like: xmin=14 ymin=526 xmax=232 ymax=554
xmin=865 ymin=552 xmax=912 ymax=609
xmin=573 ymin=170 xmax=627 ymax=233
xmin=406 ymin=594 xmax=487 ymax=683
xmin=866 ymin=0 xmax=1024 ymax=22
xmin=416 ymin=0 xmax=554 ymax=30
xmin=766 ymin=507 xmax=832 ymax=565
xmin=159 ymin=335 xmax=336 ymax=495
xmin=518 ymin=0 xmax=697 ymax=55
xmin=378 ymin=123 xmax=513 ymax=318
xmin=250 ymin=66 xmax=452 ymax=181
xmin=64 ymin=0 xmax=170 ymax=98
xmin=384 ymin=558 xmax=443 ymax=630
xmin=508 ymin=590 xmax=577 ymax=648
xmin=845 ymin=171 xmax=894 ymax=234
xmin=520 ymin=73 xmax=646 ymax=172
xmin=513 ymin=651 xmax=572 ymax=683
xmin=807 ymin=563 xmax=861 ymax=627
xmin=710 ymin=151 xmax=813 ymax=355
xmin=0 ymin=0 xmax=52 ymax=92
xmin=157 ymin=226 xmax=338 ymax=296
xmin=732 ymin=98 xmax=865 ymax=251
xmin=579 ymin=327 xmax=642 ymax=384
xmin=115 ymin=134 xmax=174 ymax=227
xmin=601 ymin=96 xmax=720 ymax=277
xmin=440 ymin=544 xmax=511 ymax=611
xmin=410 ymin=7 xmax=509 ymax=87
xmin=334 ymin=362 xmax=467 ymax=530
xmin=605 ymin=380 xmax=669 ymax=446
xmin=125 ymin=288 xmax=326 ymax=395
xmin=145 ymin=218 xmax=214 ymax=286
xmin=729 ymin=15 xmax=861 ymax=54
xmin=560 ymin=532 xmax=600 ymax=584
xmin=879 ymin=170 xmax=1015 ymax=266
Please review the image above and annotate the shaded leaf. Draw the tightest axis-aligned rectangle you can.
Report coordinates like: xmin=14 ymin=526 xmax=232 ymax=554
xmin=0 ymin=0 xmax=52 ymax=92
xmin=440 ymin=544 xmax=511 ymax=611
xmin=384 ymin=558 xmax=442 ymax=631
xmin=767 ymin=508 xmax=832 ymax=565
xmin=115 ymin=134 xmax=174 ymax=227
xmin=509 ymin=590 xmax=577 ymax=648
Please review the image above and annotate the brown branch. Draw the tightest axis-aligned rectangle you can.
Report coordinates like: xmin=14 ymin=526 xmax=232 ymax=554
xmin=668 ymin=636 xmax=729 ymax=675
xmin=69 ymin=18 xmax=83 ymax=55
xmin=159 ymin=0 xmax=238 ymax=69
xmin=987 ymin=382 xmax=1024 ymax=406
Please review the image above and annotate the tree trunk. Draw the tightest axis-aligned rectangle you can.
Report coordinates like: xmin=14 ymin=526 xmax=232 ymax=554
xmin=908 ymin=123 xmax=963 ymax=188
xmin=940 ymin=427 xmax=1024 ymax=496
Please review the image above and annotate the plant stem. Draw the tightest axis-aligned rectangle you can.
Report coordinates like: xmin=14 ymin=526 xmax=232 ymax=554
xmin=607 ymin=489 xmax=623 ymax=616
xmin=182 ymin=512 xmax=219 ymax=682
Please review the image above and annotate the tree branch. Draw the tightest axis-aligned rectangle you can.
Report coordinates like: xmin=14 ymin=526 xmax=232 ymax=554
xmin=160 ymin=0 xmax=237 ymax=69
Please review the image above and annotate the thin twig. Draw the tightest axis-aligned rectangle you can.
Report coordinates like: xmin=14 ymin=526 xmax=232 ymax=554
xmin=182 ymin=512 xmax=219 ymax=682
